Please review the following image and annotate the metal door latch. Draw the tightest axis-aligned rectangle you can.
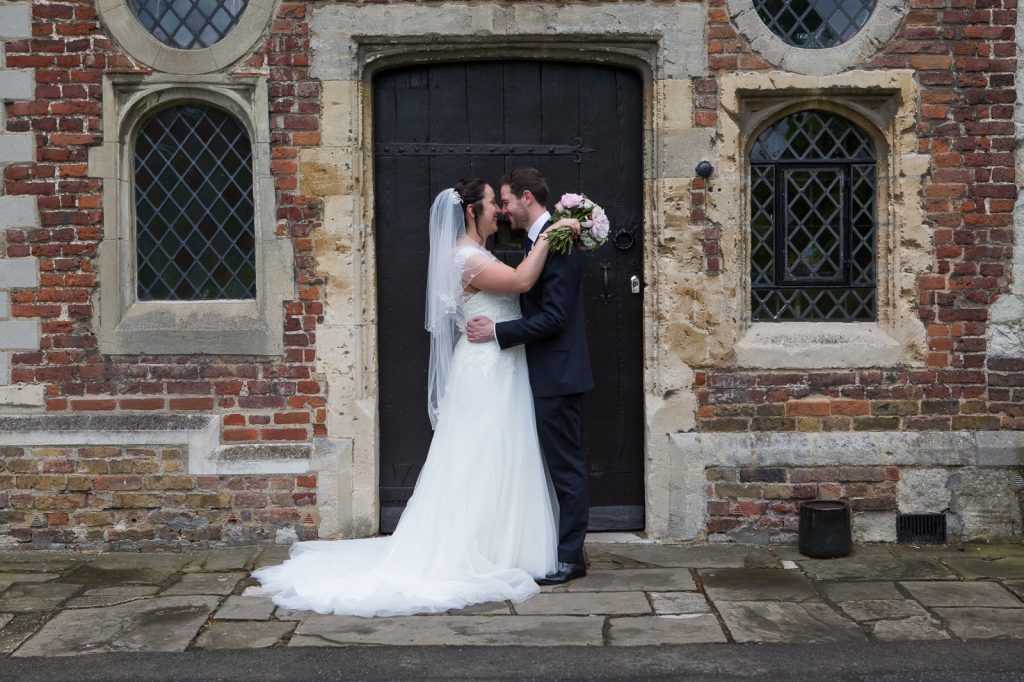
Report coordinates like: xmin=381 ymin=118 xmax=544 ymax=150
xmin=630 ymin=275 xmax=641 ymax=294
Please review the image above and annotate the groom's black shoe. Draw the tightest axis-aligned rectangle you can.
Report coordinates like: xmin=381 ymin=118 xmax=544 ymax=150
xmin=536 ymin=561 xmax=587 ymax=585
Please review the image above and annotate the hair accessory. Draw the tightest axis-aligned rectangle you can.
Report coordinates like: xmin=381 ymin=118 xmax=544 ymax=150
xmin=452 ymin=190 xmax=463 ymax=205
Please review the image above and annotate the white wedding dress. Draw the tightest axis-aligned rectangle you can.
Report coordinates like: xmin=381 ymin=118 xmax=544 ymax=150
xmin=253 ymin=289 xmax=559 ymax=617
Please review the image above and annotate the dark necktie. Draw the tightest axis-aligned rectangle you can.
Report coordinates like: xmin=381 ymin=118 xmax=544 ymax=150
xmin=524 ymin=236 xmax=534 ymax=256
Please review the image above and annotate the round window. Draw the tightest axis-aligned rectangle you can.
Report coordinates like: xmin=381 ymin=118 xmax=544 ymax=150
xmin=752 ymin=0 xmax=876 ymax=49
xmin=129 ymin=0 xmax=249 ymax=50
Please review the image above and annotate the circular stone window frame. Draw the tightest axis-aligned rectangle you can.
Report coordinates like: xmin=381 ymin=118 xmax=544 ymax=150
xmin=97 ymin=0 xmax=278 ymax=74
xmin=727 ymin=0 xmax=910 ymax=75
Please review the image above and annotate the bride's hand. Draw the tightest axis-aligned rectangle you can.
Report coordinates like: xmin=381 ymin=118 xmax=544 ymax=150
xmin=551 ymin=218 xmax=581 ymax=238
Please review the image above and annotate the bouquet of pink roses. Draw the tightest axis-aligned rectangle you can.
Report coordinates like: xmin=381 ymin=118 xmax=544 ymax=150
xmin=544 ymin=192 xmax=610 ymax=255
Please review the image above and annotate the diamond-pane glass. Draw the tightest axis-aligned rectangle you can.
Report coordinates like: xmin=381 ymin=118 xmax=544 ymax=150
xmin=751 ymin=110 xmax=874 ymax=163
xmin=783 ymin=168 xmax=843 ymax=282
xmin=749 ymin=110 xmax=877 ymax=322
xmin=753 ymin=0 xmax=876 ymax=49
xmin=130 ymin=0 xmax=248 ymax=50
xmin=134 ymin=104 xmax=256 ymax=301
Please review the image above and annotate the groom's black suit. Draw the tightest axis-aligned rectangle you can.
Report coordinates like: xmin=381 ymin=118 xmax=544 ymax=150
xmin=495 ymin=223 xmax=593 ymax=564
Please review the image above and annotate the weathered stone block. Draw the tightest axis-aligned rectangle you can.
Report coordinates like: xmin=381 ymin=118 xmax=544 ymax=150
xmin=0 ymin=134 xmax=33 ymax=163
xmin=0 ymin=197 xmax=36 ymax=230
xmin=853 ymin=511 xmax=897 ymax=542
xmin=898 ymin=469 xmax=952 ymax=513
xmin=0 ymin=320 xmax=39 ymax=350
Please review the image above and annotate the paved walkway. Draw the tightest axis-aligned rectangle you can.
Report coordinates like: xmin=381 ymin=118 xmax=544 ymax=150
xmin=1 ymin=537 xmax=1023 ymax=657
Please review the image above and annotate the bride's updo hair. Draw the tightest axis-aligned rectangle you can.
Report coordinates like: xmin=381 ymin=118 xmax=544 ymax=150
xmin=453 ymin=177 xmax=488 ymax=227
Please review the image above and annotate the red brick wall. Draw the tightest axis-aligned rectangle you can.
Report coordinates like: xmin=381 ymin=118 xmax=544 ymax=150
xmin=697 ymin=0 xmax=1021 ymax=434
xmin=706 ymin=465 xmax=901 ymax=539
xmin=0 ymin=444 xmax=317 ymax=548
xmin=3 ymin=1 xmax=326 ymax=443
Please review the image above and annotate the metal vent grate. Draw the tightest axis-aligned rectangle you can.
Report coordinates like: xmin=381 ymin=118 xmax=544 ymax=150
xmin=896 ymin=513 xmax=947 ymax=544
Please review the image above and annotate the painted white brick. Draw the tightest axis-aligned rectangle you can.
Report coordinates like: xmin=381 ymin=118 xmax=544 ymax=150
xmin=0 ymin=258 xmax=38 ymax=288
xmin=0 ymin=133 xmax=33 ymax=163
xmin=0 ymin=195 xmax=37 ymax=228
xmin=0 ymin=70 xmax=33 ymax=101
xmin=0 ymin=291 xmax=9 ymax=318
xmin=0 ymin=319 xmax=38 ymax=350
xmin=0 ymin=5 xmax=32 ymax=40
xmin=0 ymin=351 xmax=9 ymax=385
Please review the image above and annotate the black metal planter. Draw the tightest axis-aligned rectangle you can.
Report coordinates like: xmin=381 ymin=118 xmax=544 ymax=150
xmin=798 ymin=499 xmax=852 ymax=559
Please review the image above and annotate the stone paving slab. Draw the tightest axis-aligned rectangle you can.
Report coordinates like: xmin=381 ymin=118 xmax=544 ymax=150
xmin=819 ymin=581 xmax=903 ymax=601
xmin=0 ymin=582 xmax=80 ymax=612
xmin=0 ymin=553 xmax=80 ymax=573
xmin=195 ymin=621 xmax=295 ymax=649
xmin=446 ymin=600 xmax=512 ymax=616
xmin=933 ymin=607 xmax=1024 ymax=639
xmin=214 ymin=595 xmax=276 ymax=621
xmin=867 ymin=616 xmax=950 ymax=641
xmin=290 ymin=615 xmax=605 ymax=647
xmin=514 ymin=591 xmax=651 ymax=616
xmin=12 ymin=596 xmax=219 ymax=657
xmin=649 ymin=592 xmax=711 ymax=614
xmin=838 ymin=599 xmax=932 ymax=621
xmin=592 ymin=544 xmax=779 ymax=569
xmin=716 ymin=601 xmax=867 ymax=643
xmin=253 ymin=547 xmax=291 ymax=569
xmin=542 ymin=568 xmax=696 ymax=593
xmin=61 ymin=554 xmax=191 ymax=586
xmin=796 ymin=552 xmax=954 ymax=581
xmin=0 ymin=614 xmax=10 ymax=630
xmin=162 ymin=572 xmax=246 ymax=596
xmin=0 ymin=573 xmax=59 ymax=591
xmin=607 ymin=614 xmax=727 ymax=645
xmin=66 ymin=585 xmax=160 ymax=609
xmin=1003 ymin=580 xmax=1024 ymax=600
xmin=192 ymin=547 xmax=262 ymax=573
xmin=0 ymin=613 xmax=50 ymax=656
xmin=941 ymin=555 xmax=1024 ymax=580
xmin=699 ymin=568 xmax=818 ymax=602
xmin=274 ymin=606 xmax=304 ymax=621
xmin=900 ymin=581 xmax=1024 ymax=608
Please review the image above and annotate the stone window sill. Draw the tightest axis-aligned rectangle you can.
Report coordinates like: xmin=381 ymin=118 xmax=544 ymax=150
xmin=734 ymin=322 xmax=906 ymax=369
xmin=103 ymin=300 xmax=281 ymax=356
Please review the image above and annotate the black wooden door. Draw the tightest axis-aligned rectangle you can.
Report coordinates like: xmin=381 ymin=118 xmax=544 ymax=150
xmin=374 ymin=62 xmax=644 ymax=532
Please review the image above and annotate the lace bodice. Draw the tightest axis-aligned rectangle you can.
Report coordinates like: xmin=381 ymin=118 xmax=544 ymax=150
xmin=460 ymin=290 xmax=521 ymax=327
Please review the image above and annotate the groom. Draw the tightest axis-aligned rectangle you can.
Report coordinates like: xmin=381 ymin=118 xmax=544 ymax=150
xmin=466 ymin=166 xmax=593 ymax=585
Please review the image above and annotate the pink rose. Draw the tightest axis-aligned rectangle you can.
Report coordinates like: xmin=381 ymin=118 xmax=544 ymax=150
xmin=560 ymin=193 xmax=584 ymax=209
xmin=590 ymin=207 xmax=610 ymax=239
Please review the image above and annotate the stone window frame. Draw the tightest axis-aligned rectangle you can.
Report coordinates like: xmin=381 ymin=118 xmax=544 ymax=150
xmin=747 ymin=108 xmax=879 ymax=323
xmin=716 ymin=71 xmax=929 ymax=369
xmin=96 ymin=0 xmax=277 ymax=74
xmin=89 ymin=74 xmax=293 ymax=356
xmin=726 ymin=0 xmax=910 ymax=75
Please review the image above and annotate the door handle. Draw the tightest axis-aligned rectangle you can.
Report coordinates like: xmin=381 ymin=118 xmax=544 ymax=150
xmin=630 ymin=275 xmax=641 ymax=294
xmin=599 ymin=262 xmax=613 ymax=306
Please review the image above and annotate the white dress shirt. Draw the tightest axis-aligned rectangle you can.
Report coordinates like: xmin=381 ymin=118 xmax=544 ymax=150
xmin=526 ymin=211 xmax=552 ymax=247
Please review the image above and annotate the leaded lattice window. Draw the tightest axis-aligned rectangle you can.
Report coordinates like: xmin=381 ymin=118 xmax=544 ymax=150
xmin=753 ymin=0 xmax=876 ymax=49
xmin=134 ymin=104 xmax=256 ymax=301
xmin=130 ymin=0 xmax=248 ymax=50
xmin=749 ymin=110 xmax=877 ymax=322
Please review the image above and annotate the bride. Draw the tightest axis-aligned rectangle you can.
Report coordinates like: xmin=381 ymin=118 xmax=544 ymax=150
xmin=253 ymin=178 xmax=579 ymax=617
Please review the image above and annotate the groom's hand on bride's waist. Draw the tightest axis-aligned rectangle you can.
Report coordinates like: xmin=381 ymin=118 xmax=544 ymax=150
xmin=466 ymin=316 xmax=495 ymax=343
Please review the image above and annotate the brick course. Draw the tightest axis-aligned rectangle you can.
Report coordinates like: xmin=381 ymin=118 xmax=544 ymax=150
xmin=706 ymin=465 xmax=901 ymax=541
xmin=0 ymin=444 xmax=317 ymax=548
